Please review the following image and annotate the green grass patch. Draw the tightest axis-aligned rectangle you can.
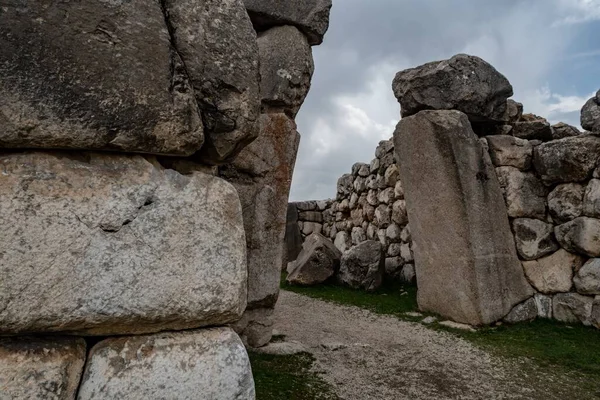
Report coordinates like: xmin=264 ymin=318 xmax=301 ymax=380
xmin=249 ymin=351 xmax=339 ymax=400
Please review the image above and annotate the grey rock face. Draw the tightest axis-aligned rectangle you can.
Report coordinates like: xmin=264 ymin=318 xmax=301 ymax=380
xmin=504 ymin=99 xmax=524 ymax=123
xmin=555 ymin=217 xmax=600 ymax=257
xmin=337 ymin=174 xmax=354 ymax=197
xmin=334 ymin=231 xmax=351 ymax=253
xmin=533 ymin=134 xmax=600 ymax=184
xmin=512 ymin=218 xmax=559 ymax=261
xmin=166 ymin=0 xmax=261 ymax=164
xmin=231 ymin=307 xmax=274 ymax=348
xmin=287 ymin=233 xmax=341 ymax=286
xmin=0 ymin=337 xmax=86 ymax=400
xmin=338 ymin=241 xmax=385 ymax=291
xmin=504 ymin=298 xmax=537 ymax=324
xmin=284 ymin=204 xmax=304 ymax=269
xmin=552 ymin=122 xmax=581 ymax=140
xmin=244 ymin=0 xmax=333 ymax=45
xmin=581 ymin=91 xmax=600 ymax=132
xmin=512 ymin=117 xmax=553 ymax=142
xmin=486 ymin=135 xmax=532 ymax=170
xmin=593 ymin=297 xmax=600 ymax=329
xmin=0 ymin=0 xmax=204 ymax=156
xmin=77 ymin=328 xmax=255 ymax=400
xmin=583 ymin=179 xmax=600 ymax=218
xmin=258 ymin=26 xmax=314 ymax=116
xmin=496 ymin=166 xmax=547 ymax=219
xmin=548 ymin=183 xmax=585 ymax=224
xmin=0 ymin=152 xmax=247 ymax=335
xmin=521 ymin=249 xmax=580 ymax=294
xmin=394 ymin=110 xmax=532 ymax=325
xmin=392 ymin=54 xmax=513 ymax=122
xmin=574 ymin=259 xmax=600 ymax=295
xmin=534 ymin=293 xmax=553 ymax=319
xmin=553 ymin=293 xmax=594 ymax=326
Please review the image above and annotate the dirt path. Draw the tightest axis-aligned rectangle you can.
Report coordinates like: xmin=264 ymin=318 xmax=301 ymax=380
xmin=273 ymin=291 xmax=591 ymax=400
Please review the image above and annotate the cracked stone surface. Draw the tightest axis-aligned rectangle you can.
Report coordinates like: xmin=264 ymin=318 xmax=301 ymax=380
xmin=0 ymin=151 xmax=247 ymax=335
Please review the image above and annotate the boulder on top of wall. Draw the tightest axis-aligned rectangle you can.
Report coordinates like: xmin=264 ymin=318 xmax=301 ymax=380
xmin=258 ymin=25 xmax=314 ymax=117
xmin=287 ymin=233 xmax=341 ymax=286
xmin=504 ymin=297 xmax=537 ymax=324
xmin=0 ymin=1 xmax=204 ymax=156
xmin=512 ymin=218 xmax=559 ymax=261
xmin=394 ymin=181 xmax=405 ymax=199
xmin=299 ymin=211 xmax=323 ymax=223
xmin=352 ymin=162 xmax=369 ymax=177
xmin=337 ymin=174 xmax=354 ymax=197
xmin=504 ymin=99 xmax=524 ymax=123
xmin=573 ymin=259 xmax=600 ymax=295
xmin=581 ymin=90 xmax=600 ymax=132
xmin=533 ymin=134 xmax=600 ymax=185
xmin=522 ymin=249 xmax=581 ymax=294
xmin=512 ymin=114 xmax=553 ymax=142
xmin=555 ymin=217 xmax=600 ymax=257
xmin=392 ymin=54 xmax=513 ymax=122
xmin=553 ymin=293 xmax=594 ymax=326
xmin=353 ymin=176 xmax=367 ymax=193
xmin=375 ymin=139 xmax=394 ymax=158
xmin=583 ymin=179 xmax=600 ymax=218
xmin=370 ymin=158 xmax=381 ymax=174
xmin=548 ymin=183 xmax=585 ymax=224
xmin=244 ymin=0 xmax=333 ymax=45
xmin=338 ymin=241 xmax=385 ymax=291
xmin=296 ymin=201 xmax=318 ymax=211
xmin=485 ymin=135 xmax=533 ymax=170
xmin=552 ymin=122 xmax=581 ymax=140
xmin=495 ymin=166 xmax=547 ymax=219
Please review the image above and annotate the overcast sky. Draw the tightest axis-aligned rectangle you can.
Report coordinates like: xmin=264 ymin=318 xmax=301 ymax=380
xmin=290 ymin=0 xmax=600 ymax=201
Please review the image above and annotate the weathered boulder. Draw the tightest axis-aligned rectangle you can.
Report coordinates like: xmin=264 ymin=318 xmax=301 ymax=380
xmin=392 ymin=200 xmax=409 ymax=225
xmin=555 ymin=217 xmax=600 ymax=257
xmin=375 ymin=204 xmax=392 ymax=227
xmin=552 ymin=122 xmax=581 ymax=140
xmin=0 ymin=152 xmax=247 ymax=335
xmin=0 ymin=0 xmax=204 ymax=156
xmin=78 ymin=328 xmax=255 ymax=400
xmin=583 ymin=179 xmax=600 ymax=218
xmin=521 ymin=249 xmax=581 ymax=294
xmin=338 ymin=241 xmax=385 ymax=291
xmin=231 ymin=308 xmax=274 ymax=348
xmin=504 ymin=99 xmax=524 ymax=123
xmin=581 ymin=90 xmax=600 ymax=132
xmin=504 ymin=297 xmax=537 ymax=324
xmin=0 ymin=337 xmax=86 ymax=400
xmin=244 ymin=0 xmax=333 ymax=45
xmin=495 ymin=167 xmax=547 ymax=219
xmin=512 ymin=218 xmax=559 ymax=261
xmin=258 ymin=26 xmax=314 ymax=116
xmin=165 ymin=0 xmax=260 ymax=164
xmin=548 ymin=183 xmax=585 ymax=224
xmin=287 ymin=233 xmax=341 ymax=285
xmin=400 ymin=264 xmax=416 ymax=283
xmin=573 ymin=259 xmax=600 ymax=295
xmin=337 ymin=174 xmax=353 ymax=198
xmin=485 ymin=135 xmax=532 ymax=170
xmin=351 ymin=226 xmax=367 ymax=244
xmin=533 ymin=134 xmax=600 ymax=184
xmin=334 ymin=231 xmax=351 ymax=253
xmin=553 ymin=293 xmax=594 ymax=326
xmin=284 ymin=204 xmax=304 ymax=269
xmin=394 ymin=110 xmax=533 ymax=325
xmin=392 ymin=54 xmax=513 ymax=122
xmin=512 ymin=115 xmax=553 ymax=141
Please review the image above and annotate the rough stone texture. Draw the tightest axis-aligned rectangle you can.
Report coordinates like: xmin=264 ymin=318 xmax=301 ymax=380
xmin=231 ymin=308 xmax=274 ymax=348
xmin=165 ymin=0 xmax=260 ymax=164
xmin=400 ymin=264 xmax=416 ymax=283
xmin=284 ymin=204 xmax=304 ymax=269
xmin=504 ymin=297 xmax=537 ymax=324
xmin=495 ymin=167 xmax=546 ymax=219
xmin=555 ymin=217 xmax=600 ymax=257
xmin=0 ymin=337 xmax=86 ymax=400
xmin=395 ymin=110 xmax=533 ymax=325
xmin=485 ymin=135 xmax=532 ymax=170
xmin=512 ymin=218 xmax=559 ymax=261
xmin=593 ymin=296 xmax=600 ymax=329
xmin=583 ymin=179 xmax=600 ymax=218
xmin=553 ymin=293 xmax=594 ymax=326
xmin=573 ymin=259 xmax=600 ymax=295
xmin=0 ymin=0 xmax=205 ymax=156
xmin=334 ymin=231 xmax=351 ymax=253
xmin=223 ymin=113 xmax=300 ymax=308
xmin=534 ymin=293 xmax=553 ymax=319
xmin=338 ymin=241 xmax=385 ymax=291
xmin=78 ymin=328 xmax=255 ymax=400
xmin=533 ymin=134 xmax=600 ymax=185
xmin=0 ymin=152 xmax=247 ymax=335
xmin=552 ymin=122 xmax=581 ymax=140
xmin=512 ymin=117 xmax=553 ymax=142
xmin=581 ymin=91 xmax=600 ymax=132
xmin=258 ymin=26 xmax=314 ymax=117
xmin=287 ymin=233 xmax=341 ymax=286
xmin=244 ymin=0 xmax=333 ymax=45
xmin=522 ymin=249 xmax=580 ymax=294
xmin=392 ymin=54 xmax=513 ymax=122
xmin=548 ymin=183 xmax=585 ymax=224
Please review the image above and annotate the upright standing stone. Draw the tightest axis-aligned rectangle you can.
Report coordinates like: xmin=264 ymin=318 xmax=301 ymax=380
xmin=284 ymin=204 xmax=304 ymax=269
xmin=394 ymin=110 xmax=533 ymax=325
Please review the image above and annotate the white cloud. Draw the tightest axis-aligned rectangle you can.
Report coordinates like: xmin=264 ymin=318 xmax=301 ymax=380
xmin=554 ymin=0 xmax=600 ymax=24
xmin=521 ymin=86 xmax=592 ymax=127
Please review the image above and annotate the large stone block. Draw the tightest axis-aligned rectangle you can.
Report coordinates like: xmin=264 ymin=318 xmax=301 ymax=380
xmin=581 ymin=90 xmax=600 ymax=132
xmin=0 ymin=152 xmax=247 ymax=335
xmin=555 ymin=217 xmax=600 ymax=257
xmin=0 ymin=0 xmax=204 ymax=156
xmin=548 ymin=183 xmax=585 ymax=224
xmin=338 ymin=241 xmax=385 ymax=291
xmin=244 ymin=0 xmax=333 ymax=45
xmin=512 ymin=218 xmax=559 ymax=261
xmin=553 ymin=293 xmax=594 ymax=326
xmin=522 ymin=249 xmax=581 ymax=294
xmin=287 ymin=233 xmax=341 ymax=286
xmin=485 ymin=135 xmax=532 ymax=170
xmin=77 ymin=328 xmax=255 ymax=400
xmin=573 ymin=258 xmax=600 ymax=295
xmin=392 ymin=54 xmax=513 ymax=122
xmin=495 ymin=166 xmax=546 ymax=219
xmin=394 ymin=110 xmax=533 ymax=325
xmin=0 ymin=337 xmax=86 ymax=400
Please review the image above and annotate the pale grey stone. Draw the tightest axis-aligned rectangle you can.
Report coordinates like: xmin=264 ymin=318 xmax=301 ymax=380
xmin=384 ymin=164 xmax=400 ymax=187
xmin=338 ymin=241 xmax=385 ymax=291
xmin=370 ymin=158 xmax=380 ymax=174
xmin=338 ymin=198 xmax=350 ymax=212
xmin=0 ymin=152 xmax=246 ymax=336
xmin=522 ymin=249 xmax=581 ymax=294
xmin=337 ymin=174 xmax=354 ymax=197
xmin=254 ymin=341 xmax=308 ymax=356
xmin=386 ymin=223 xmax=403 ymax=243
xmin=574 ymin=258 xmax=600 ymax=295
xmin=302 ymin=222 xmax=322 ymax=236
xmin=422 ymin=316 xmax=437 ymax=324
xmin=358 ymin=164 xmax=371 ymax=177
xmin=394 ymin=181 xmax=405 ymax=199
xmin=353 ymin=176 xmax=367 ymax=193
xmin=299 ymin=211 xmax=323 ymax=223
xmin=375 ymin=204 xmax=392 ymax=228
xmin=287 ymin=233 xmax=340 ymax=286
xmin=392 ymin=200 xmax=409 ymax=225
xmin=375 ymin=139 xmax=394 ymax=158
xmin=400 ymin=243 xmax=414 ymax=263
xmin=400 ymin=264 xmax=416 ymax=283
xmin=378 ymin=187 xmax=395 ymax=205
xmin=555 ymin=217 xmax=600 ymax=257
xmin=316 ymin=200 xmax=330 ymax=211
xmin=401 ymin=225 xmax=412 ymax=243
xmin=503 ymin=297 xmax=537 ymax=324
xmin=581 ymin=91 xmax=600 ymax=132
xmin=583 ymin=179 xmax=600 ymax=218
xmin=352 ymin=162 xmax=369 ymax=176
xmin=334 ymin=231 xmax=351 ymax=253
xmin=553 ymin=293 xmax=594 ymax=326
xmin=377 ymin=229 xmax=388 ymax=247
xmin=548 ymin=183 xmax=585 ymax=224
xmin=439 ymin=321 xmax=477 ymax=332
xmin=552 ymin=122 xmax=581 ymax=140
xmin=486 ymin=135 xmax=532 ymax=170
xmin=512 ymin=218 xmax=559 ymax=261
xmin=0 ymin=337 xmax=86 ymax=400
xmin=387 ymin=243 xmax=403 ymax=257
xmin=232 ymin=307 xmax=274 ymax=348
xmin=78 ymin=328 xmax=255 ymax=400
xmin=350 ymin=209 xmax=364 ymax=227
xmin=367 ymin=190 xmax=378 ymax=206
xmin=534 ymin=293 xmax=553 ymax=319
xmin=496 ymin=166 xmax=547 ymax=219
xmin=351 ymin=227 xmax=367 ymax=245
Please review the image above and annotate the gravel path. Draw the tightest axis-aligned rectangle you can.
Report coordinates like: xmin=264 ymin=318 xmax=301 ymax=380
xmin=273 ymin=291 xmax=591 ymax=400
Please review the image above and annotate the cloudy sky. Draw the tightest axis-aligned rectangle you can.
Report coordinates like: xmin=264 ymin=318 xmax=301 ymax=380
xmin=290 ymin=0 xmax=600 ymax=201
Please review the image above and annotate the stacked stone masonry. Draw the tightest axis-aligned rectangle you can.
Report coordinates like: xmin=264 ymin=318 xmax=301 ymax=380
xmin=0 ymin=0 xmax=331 ymax=397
